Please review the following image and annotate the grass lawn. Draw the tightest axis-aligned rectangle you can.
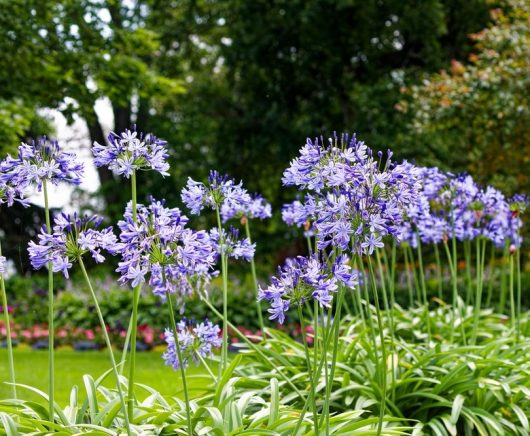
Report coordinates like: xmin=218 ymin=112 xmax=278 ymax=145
xmin=0 ymin=347 xmax=214 ymax=405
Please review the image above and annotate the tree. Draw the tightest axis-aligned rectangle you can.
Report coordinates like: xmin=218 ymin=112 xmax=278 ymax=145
xmin=403 ymin=0 xmax=530 ymax=194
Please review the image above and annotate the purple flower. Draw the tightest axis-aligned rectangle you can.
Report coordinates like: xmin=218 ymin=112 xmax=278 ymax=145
xmin=0 ymin=256 xmax=6 ymax=274
xmin=93 ymin=127 xmax=170 ymax=178
xmin=27 ymin=213 xmax=120 ymax=278
xmin=209 ymin=227 xmax=255 ymax=261
xmin=162 ymin=319 xmax=222 ymax=370
xmin=181 ymin=170 xmax=251 ymax=216
xmin=221 ymin=193 xmax=272 ymax=222
xmin=282 ymin=133 xmax=420 ymax=254
xmin=116 ymin=197 xmax=217 ymax=299
xmin=0 ymin=137 xmax=84 ymax=193
xmin=258 ymin=255 xmax=358 ymax=324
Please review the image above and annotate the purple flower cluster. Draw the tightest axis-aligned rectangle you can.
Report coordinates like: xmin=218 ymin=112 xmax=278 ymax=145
xmin=258 ymin=255 xmax=358 ymax=324
xmin=116 ymin=198 xmax=216 ymax=298
xmin=93 ymin=128 xmax=169 ymax=178
xmin=162 ymin=319 xmax=222 ymax=370
xmin=0 ymin=256 xmax=6 ymax=274
xmin=209 ymin=227 xmax=255 ymax=261
xmin=221 ymin=193 xmax=272 ymax=223
xmin=399 ymin=168 xmax=527 ymax=248
xmin=181 ymin=170 xmax=251 ymax=216
xmin=0 ymin=137 xmax=84 ymax=192
xmin=282 ymin=134 xmax=420 ymax=254
xmin=27 ymin=213 xmax=120 ymax=278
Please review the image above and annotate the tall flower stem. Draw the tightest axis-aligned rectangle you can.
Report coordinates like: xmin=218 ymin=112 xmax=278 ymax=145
xmin=215 ymin=206 xmax=229 ymax=376
xmin=463 ymin=239 xmax=473 ymax=306
xmin=166 ymin=291 xmax=193 ymax=435
xmin=0 ymin=239 xmax=16 ymax=399
xmin=297 ymin=306 xmax=318 ymax=435
xmin=415 ymin=234 xmax=431 ymax=343
xmin=471 ymin=239 xmax=486 ymax=344
xmin=433 ymin=244 xmax=443 ymax=300
xmin=485 ymin=244 xmax=496 ymax=308
xmin=367 ymin=257 xmax=387 ymax=436
xmin=127 ymin=169 xmax=141 ymax=419
xmin=42 ymin=180 xmax=55 ymax=420
xmin=78 ymin=257 xmax=131 ymax=436
xmin=444 ymin=240 xmax=466 ymax=344
xmin=403 ymin=246 xmax=415 ymax=307
xmin=498 ymin=243 xmax=509 ymax=313
xmin=244 ymin=220 xmax=265 ymax=334
xmin=516 ymin=247 xmax=521 ymax=342
xmin=375 ymin=249 xmax=395 ymax=402
xmin=509 ymin=252 xmax=516 ymax=341
xmin=195 ymin=352 xmax=217 ymax=382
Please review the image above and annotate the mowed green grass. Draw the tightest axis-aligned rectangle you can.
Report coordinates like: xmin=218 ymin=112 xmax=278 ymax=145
xmin=0 ymin=348 xmax=213 ymax=405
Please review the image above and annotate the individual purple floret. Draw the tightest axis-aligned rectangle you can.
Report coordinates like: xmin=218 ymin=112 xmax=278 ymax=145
xmin=116 ymin=197 xmax=216 ymax=298
xmin=209 ymin=227 xmax=255 ymax=261
xmin=0 ymin=137 xmax=84 ymax=192
xmin=181 ymin=170 xmax=251 ymax=216
xmin=282 ymin=133 xmax=420 ymax=255
xmin=93 ymin=127 xmax=170 ymax=178
xmin=258 ymin=255 xmax=358 ymax=324
xmin=221 ymin=192 xmax=272 ymax=222
xmin=162 ymin=319 xmax=222 ymax=370
xmin=27 ymin=213 xmax=120 ymax=278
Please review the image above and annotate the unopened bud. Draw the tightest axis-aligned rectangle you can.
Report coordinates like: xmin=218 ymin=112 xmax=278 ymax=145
xmin=240 ymin=216 xmax=248 ymax=226
xmin=510 ymin=244 xmax=517 ymax=255
xmin=303 ymin=220 xmax=311 ymax=231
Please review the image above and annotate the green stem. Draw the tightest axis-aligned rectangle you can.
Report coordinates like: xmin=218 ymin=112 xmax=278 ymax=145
xmin=0 ymin=239 xmax=16 ymax=399
xmin=195 ymin=351 xmax=217 ymax=382
xmin=433 ymin=244 xmax=443 ymax=300
xmin=516 ymin=247 xmax=521 ymax=343
xmin=403 ymin=246 xmax=414 ymax=308
xmin=244 ymin=220 xmax=264 ymax=334
xmin=367 ymin=257 xmax=387 ymax=436
xmin=509 ymin=253 xmax=516 ymax=341
xmin=127 ymin=170 xmax=141 ymax=419
xmin=215 ymin=206 xmax=229 ymax=376
xmin=166 ymin=291 xmax=193 ymax=435
xmin=463 ymin=239 xmax=473 ymax=307
xmin=415 ymin=234 xmax=431 ymax=343
xmin=485 ymin=244 xmax=496 ymax=308
xmin=453 ymin=234 xmax=466 ymax=345
xmin=375 ymin=249 xmax=395 ymax=403
xmin=471 ymin=239 xmax=486 ymax=344
xmin=78 ymin=257 xmax=131 ymax=435
xmin=498 ymin=243 xmax=509 ymax=313
xmin=297 ymin=306 xmax=318 ymax=435
xmin=42 ymin=180 xmax=54 ymax=420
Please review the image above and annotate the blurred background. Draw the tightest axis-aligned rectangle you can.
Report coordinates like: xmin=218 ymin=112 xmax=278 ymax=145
xmin=1 ymin=0 xmax=529 ymax=345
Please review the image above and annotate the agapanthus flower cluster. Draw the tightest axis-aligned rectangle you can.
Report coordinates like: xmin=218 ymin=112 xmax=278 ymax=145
xmin=209 ymin=227 xmax=255 ymax=261
xmin=282 ymin=134 xmax=421 ymax=254
xmin=27 ymin=213 xmax=120 ymax=278
xmin=162 ymin=319 xmax=222 ymax=370
xmin=258 ymin=255 xmax=358 ymax=324
xmin=0 ymin=256 xmax=6 ymax=275
xmin=181 ymin=170 xmax=251 ymax=216
xmin=221 ymin=193 xmax=272 ymax=222
xmin=0 ymin=137 xmax=84 ymax=192
xmin=399 ymin=168 xmax=527 ymax=248
xmin=93 ymin=127 xmax=169 ymax=178
xmin=116 ymin=198 xmax=216 ymax=298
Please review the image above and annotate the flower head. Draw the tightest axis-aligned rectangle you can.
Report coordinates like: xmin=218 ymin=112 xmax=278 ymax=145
xmin=93 ymin=127 xmax=169 ymax=178
xmin=209 ymin=227 xmax=255 ymax=261
xmin=27 ymin=213 xmax=120 ymax=278
xmin=0 ymin=137 xmax=84 ymax=192
xmin=116 ymin=197 xmax=216 ymax=298
xmin=283 ymin=134 xmax=420 ymax=254
xmin=181 ymin=170 xmax=251 ymax=216
xmin=258 ymin=254 xmax=358 ymax=324
xmin=221 ymin=192 xmax=272 ymax=222
xmin=162 ymin=319 xmax=222 ymax=370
